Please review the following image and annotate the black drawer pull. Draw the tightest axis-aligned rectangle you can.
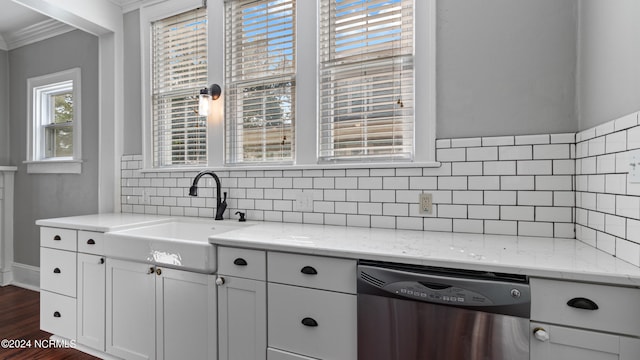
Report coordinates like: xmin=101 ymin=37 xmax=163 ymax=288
xmin=87 ymin=239 xmax=96 ymax=245
xmin=53 ymin=235 xmax=61 ymax=241
xmin=53 ymin=311 xmax=61 ymax=318
xmin=301 ymin=317 xmax=318 ymax=327
xmin=567 ymin=297 xmax=599 ymax=310
xmin=53 ymin=268 xmax=61 ymax=274
xmin=100 ymin=258 xmax=105 ymax=264
xmin=301 ymin=266 xmax=318 ymax=275
xmin=233 ymin=258 xmax=248 ymax=266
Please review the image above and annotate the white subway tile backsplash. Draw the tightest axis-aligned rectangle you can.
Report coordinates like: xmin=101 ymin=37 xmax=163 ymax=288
xmin=499 ymin=146 xmax=532 ymax=161
xmin=518 ymin=191 xmax=552 ymax=206
xmin=324 ymin=214 xmax=347 ymax=226
xmin=628 ymin=219 xmax=640 ymax=243
xmin=466 ymin=147 xmax=498 ymax=161
xmin=605 ymin=214 xmax=626 ymax=238
xmin=536 ymin=207 xmax=573 ymax=223
xmin=554 ymin=223 xmax=575 ymax=238
xmin=616 ymin=238 xmax=640 ymax=267
xmin=596 ymin=194 xmax=616 ymax=214
xmin=597 ymin=232 xmax=616 ymax=255
xmin=438 ymin=176 xmax=468 ymax=190
xmin=518 ymin=222 xmax=553 ymax=237
xmin=436 ymin=148 xmax=466 ymax=162
xmin=397 ymin=217 xmax=424 ymax=230
xmin=482 ymin=136 xmax=514 ymax=147
xmin=468 ymin=176 xmax=500 ymax=190
xmin=588 ymin=137 xmax=606 ymax=156
xmin=451 ymin=137 xmax=481 ymax=148
xmin=533 ymin=144 xmax=570 ymax=160
xmin=485 ymin=220 xmax=518 ymax=235
xmin=452 ymin=162 xmax=483 ymax=176
xmin=515 ymin=134 xmax=550 ymax=145
xmin=484 ymin=161 xmax=516 ymax=175
xmin=517 ymin=160 xmax=552 ymax=175
xmin=468 ymin=205 xmax=499 ymax=220
xmin=605 ymin=131 xmax=627 ymax=153
xmin=501 ymin=176 xmax=535 ymax=190
xmin=595 ymin=121 xmax=615 ymax=137
xmin=453 ymin=219 xmax=483 ymax=233
xmin=501 ymin=206 xmax=534 ymax=221
xmin=383 ymin=203 xmax=409 ymax=217
xmin=484 ymin=191 xmax=517 ymax=205
xmin=436 ymin=139 xmax=451 ymax=148
xmin=452 ymin=191 xmax=483 ymax=204
xmin=359 ymin=177 xmax=383 ymax=189
xmin=410 ymin=176 xmax=438 ymax=190
xmin=383 ymin=177 xmax=408 ymax=190
xmin=424 ymin=218 xmax=453 ymax=232
xmin=614 ymin=112 xmax=638 ymax=131
xmin=587 ymin=175 xmax=605 ymax=193
xmin=605 ymin=174 xmax=627 ymax=194
xmin=616 ymin=195 xmax=640 ymax=219
xmin=550 ymin=133 xmax=575 ymax=144
xmin=438 ymin=205 xmax=467 ymax=218
xmin=371 ymin=190 xmax=396 ymax=203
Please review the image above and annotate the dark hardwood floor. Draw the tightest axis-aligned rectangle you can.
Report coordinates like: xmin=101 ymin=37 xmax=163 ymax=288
xmin=0 ymin=285 xmax=98 ymax=360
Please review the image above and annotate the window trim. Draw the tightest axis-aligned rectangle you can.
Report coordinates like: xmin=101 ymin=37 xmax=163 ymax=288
xmin=25 ymin=68 xmax=82 ymax=174
xmin=140 ymin=0 xmax=210 ymax=170
xmin=142 ymin=0 xmax=436 ymax=171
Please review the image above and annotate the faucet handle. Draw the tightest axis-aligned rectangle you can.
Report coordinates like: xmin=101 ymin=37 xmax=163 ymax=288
xmin=235 ymin=211 xmax=246 ymax=222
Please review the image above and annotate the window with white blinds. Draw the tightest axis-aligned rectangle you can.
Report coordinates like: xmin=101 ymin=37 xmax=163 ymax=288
xmin=319 ymin=0 xmax=414 ymax=162
xmin=225 ymin=0 xmax=296 ymax=164
xmin=151 ymin=7 xmax=208 ymax=167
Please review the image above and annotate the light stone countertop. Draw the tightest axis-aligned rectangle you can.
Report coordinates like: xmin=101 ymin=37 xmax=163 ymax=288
xmin=35 ymin=213 xmax=640 ymax=287
xmin=208 ymin=221 xmax=640 ymax=287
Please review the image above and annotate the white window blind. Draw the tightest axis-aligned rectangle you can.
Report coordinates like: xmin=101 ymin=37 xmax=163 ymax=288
xmin=225 ymin=0 xmax=296 ymax=164
xmin=319 ymin=0 xmax=414 ymax=162
xmin=152 ymin=7 xmax=208 ymax=167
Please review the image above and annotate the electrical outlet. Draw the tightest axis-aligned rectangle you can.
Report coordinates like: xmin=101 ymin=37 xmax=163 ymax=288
xmin=295 ymin=192 xmax=314 ymax=212
xmin=419 ymin=193 xmax=433 ymax=214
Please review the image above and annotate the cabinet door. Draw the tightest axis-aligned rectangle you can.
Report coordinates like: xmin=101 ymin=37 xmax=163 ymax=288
xmin=106 ymin=259 xmax=156 ymax=360
xmin=531 ymin=323 xmax=640 ymax=360
xmin=218 ymin=275 xmax=267 ymax=360
xmin=156 ymin=267 xmax=217 ymax=360
xmin=77 ymin=253 xmax=105 ymax=351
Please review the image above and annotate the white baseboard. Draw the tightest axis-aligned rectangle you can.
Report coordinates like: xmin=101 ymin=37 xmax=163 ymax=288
xmin=0 ymin=268 xmax=12 ymax=286
xmin=10 ymin=262 xmax=40 ymax=291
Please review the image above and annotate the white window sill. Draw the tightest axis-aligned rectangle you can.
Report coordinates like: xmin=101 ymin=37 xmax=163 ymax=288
xmin=140 ymin=161 xmax=442 ymax=173
xmin=24 ymin=160 xmax=83 ymax=174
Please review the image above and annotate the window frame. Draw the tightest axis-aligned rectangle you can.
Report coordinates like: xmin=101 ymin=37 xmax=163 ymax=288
xmin=141 ymin=0 xmax=436 ymax=171
xmin=25 ymin=68 xmax=82 ymax=174
xmin=141 ymin=0 xmax=212 ymax=170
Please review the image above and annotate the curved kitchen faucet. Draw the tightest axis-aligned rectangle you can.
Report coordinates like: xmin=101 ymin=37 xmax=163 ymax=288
xmin=189 ymin=170 xmax=227 ymax=220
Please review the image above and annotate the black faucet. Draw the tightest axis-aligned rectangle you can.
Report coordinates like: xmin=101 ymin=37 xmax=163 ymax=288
xmin=189 ymin=170 xmax=227 ymax=220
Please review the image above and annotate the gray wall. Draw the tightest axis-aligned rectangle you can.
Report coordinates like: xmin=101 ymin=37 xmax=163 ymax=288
xmin=123 ymin=10 xmax=143 ymax=155
xmin=577 ymin=0 xmax=640 ymax=130
xmin=0 ymin=50 xmax=9 ymax=164
xmin=437 ymin=0 xmax=578 ymax=138
xmin=9 ymin=30 xmax=99 ymax=267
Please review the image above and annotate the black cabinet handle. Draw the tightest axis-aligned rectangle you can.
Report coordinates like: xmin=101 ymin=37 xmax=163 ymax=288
xmin=53 ymin=235 xmax=61 ymax=241
xmin=53 ymin=268 xmax=61 ymax=274
xmin=87 ymin=239 xmax=96 ymax=245
xmin=53 ymin=311 xmax=61 ymax=318
xmin=567 ymin=297 xmax=599 ymax=310
xmin=301 ymin=317 xmax=318 ymax=327
xmin=233 ymin=258 xmax=248 ymax=266
xmin=99 ymin=258 xmax=105 ymax=264
xmin=301 ymin=266 xmax=318 ymax=275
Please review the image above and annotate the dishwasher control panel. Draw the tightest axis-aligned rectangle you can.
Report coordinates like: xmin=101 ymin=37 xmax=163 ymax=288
xmin=386 ymin=281 xmax=493 ymax=306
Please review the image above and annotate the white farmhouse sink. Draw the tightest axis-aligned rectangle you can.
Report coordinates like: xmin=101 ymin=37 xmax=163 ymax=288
xmin=104 ymin=218 xmax=251 ymax=273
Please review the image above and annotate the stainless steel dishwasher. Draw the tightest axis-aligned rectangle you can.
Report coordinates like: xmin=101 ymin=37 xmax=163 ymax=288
xmin=358 ymin=260 xmax=530 ymax=360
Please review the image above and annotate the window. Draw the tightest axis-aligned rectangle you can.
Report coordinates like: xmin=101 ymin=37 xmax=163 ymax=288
xmin=26 ymin=68 xmax=82 ymax=174
xmin=225 ymin=0 xmax=296 ymax=164
xmin=151 ymin=7 xmax=208 ymax=168
xmin=319 ymin=0 xmax=415 ymax=162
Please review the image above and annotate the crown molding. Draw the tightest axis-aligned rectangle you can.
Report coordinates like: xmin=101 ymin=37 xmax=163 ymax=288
xmin=4 ymin=18 xmax=75 ymax=51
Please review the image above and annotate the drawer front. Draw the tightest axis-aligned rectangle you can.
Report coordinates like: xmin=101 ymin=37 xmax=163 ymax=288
xmin=531 ymin=278 xmax=640 ymax=337
xmin=77 ymin=231 xmax=104 ymax=255
xmin=41 ymin=290 xmax=77 ymax=340
xmin=40 ymin=247 xmax=77 ymax=297
xmin=268 ymin=283 xmax=357 ymax=360
xmin=267 ymin=348 xmax=318 ymax=360
xmin=218 ymin=247 xmax=266 ymax=280
xmin=267 ymin=252 xmax=356 ymax=294
xmin=41 ymin=227 xmax=77 ymax=251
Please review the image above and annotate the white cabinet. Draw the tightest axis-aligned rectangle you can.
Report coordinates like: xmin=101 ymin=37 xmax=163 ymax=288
xmin=531 ymin=278 xmax=640 ymax=360
xmin=77 ymin=253 xmax=105 ymax=351
xmin=530 ymin=322 xmax=640 ymax=360
xmin=218 ymin=275 xmax=267 ymax=360
xmin=217 ymin=247 xmax=267 ymax=360
xmin=106 ymin=258 xmax=216 ymax=360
